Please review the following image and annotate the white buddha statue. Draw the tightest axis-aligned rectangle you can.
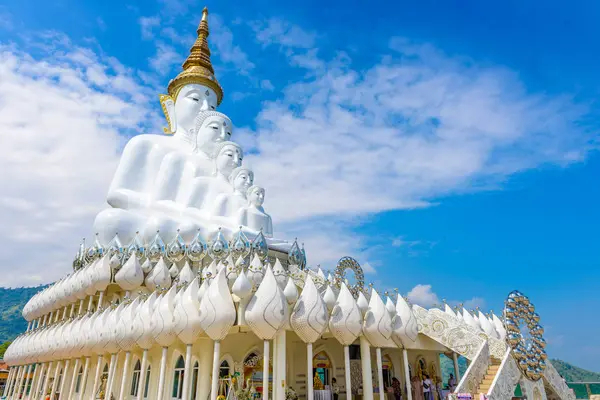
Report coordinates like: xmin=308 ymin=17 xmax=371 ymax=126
xmin=93 ymin=8 xmax=226 ymax=244
xmin=237 ymin=186 xmax=273 ymax=237
xmin=210 ymin=166 xmax=254 ymax=222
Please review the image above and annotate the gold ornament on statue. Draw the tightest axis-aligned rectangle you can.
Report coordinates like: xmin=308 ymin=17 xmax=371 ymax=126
xmin=313 ymin=374 xmax=324 ymax=390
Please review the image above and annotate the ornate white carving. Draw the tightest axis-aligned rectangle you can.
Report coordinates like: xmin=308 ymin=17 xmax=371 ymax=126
xmin=487 ymin=350 xmax=521 ymax=400
xmin=543 ymin=362 xmax=576 ymax=400
xmin=393 ymin=295 xmax=418 ymax=345
xmin=151 ymin=285 xmax=178 ymax=347
xmin=173 ymin=277 xmax=204 ymax=344
xmin=290 ymin=275 xmax=328 ymax=344
xmin=413 ymin=306 xmax=484 ymax=360
xmin=199 ymin=268 xmax=236 ymax=341
xmin=329 ymin=282 xmax=362 ymax=346
xmin=455 ymin=341 xmax=490 ymax=395
xmin=135 ymin=292 xmax=159 ymax=350
xmin=245 ymin=265 xmax=287 ymax=340
xmin=363 ymin=289 xmax=393 ymax=348
xmin=115 ymin=255 xmax=144 ymax=291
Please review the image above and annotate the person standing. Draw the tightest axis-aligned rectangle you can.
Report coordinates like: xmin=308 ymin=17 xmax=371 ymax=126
xmin=391 ymin=377 xmax=403 ymax=400
xmin=331 ymin=377 xmax=340 ymax=400
xmin=448 ymin=374 xmax=457 ymax=392
xmin=423 ymin=374 xmax=433 ymax=400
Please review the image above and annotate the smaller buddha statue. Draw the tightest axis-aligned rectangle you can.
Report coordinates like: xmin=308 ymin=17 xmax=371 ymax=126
xmin=236 ymin=186 xmax=273 ymax=237
xmin=210 ymin=166 xmax=254 ymax=221
xmin=313 ymin=374 xmax=324 ymax=390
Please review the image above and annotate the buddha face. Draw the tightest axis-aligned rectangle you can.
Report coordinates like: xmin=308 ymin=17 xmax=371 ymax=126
xmin=195 ymin=113 xmax=233 ymax=155
xmin=215 ymin=143 xmax=243 ymax=177
xmin=248 ymin=187 xmax=265 ymax=207
xmin=174 ymin=84 xmax=218 ymax=136
xmin=232 ymin=169 xmax=254 ymax=193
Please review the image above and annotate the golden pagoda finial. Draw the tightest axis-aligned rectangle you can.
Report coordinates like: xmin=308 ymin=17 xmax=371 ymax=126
xmin=166 ymin=6 xmax=223 ymax=105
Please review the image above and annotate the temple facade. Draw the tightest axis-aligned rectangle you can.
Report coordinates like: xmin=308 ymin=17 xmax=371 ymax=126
xmin=2 ymin=8 xmax=576 ymax=400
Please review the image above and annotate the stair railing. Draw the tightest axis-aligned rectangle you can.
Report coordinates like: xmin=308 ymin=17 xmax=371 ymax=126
xmin=486 ymin=348 xmax=521 ymax=400
xmin=454 ymin=341 xmax=490 ymax=395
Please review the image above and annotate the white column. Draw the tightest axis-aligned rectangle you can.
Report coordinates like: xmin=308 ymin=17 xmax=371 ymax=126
xmin=157 ymin=347 xmax=169 ymax=400
xmin=40 ymin=361 xmax=53 ymax=400
xmin=105 ymin=353 xmax=118 ymax=400
xmin=307 ymin=343 xmax=314 ymax=400
xmin=181 ymin=345 xmax=193 ymax=400
xmin=197 ymin=339 xmax=212 ymax=400
xmin=118 ymin=352 xmax=132 ymax=400
xmin=136 ymin=350 xmax=149 ymax=400
xmin=452 ymin=352 xmax=461 ymax=382
xmin=3 ymin=367 xmax=14 ymax=397
xmin=33 ymin=363 xmax=46 ymax=400
xmin=276 ymin=330 xmax=287 ymax=399
xmin=402 ymin=349 xmax=412 ymax=400
xmin=210 ymin=342 xmax=221 ymax=400
xmin=49 ymin=361 xmax=62 ymax=400
xmin=58 ymin=359 xmax=70 ymax=400
xmin=77 ymin=357 xmax=90 ymax=400
xmin=273 ymin=335 xmax=278 ymax=400
xmin=344 ymin=345 xmax=352 ymax=400
xmin=359 ymin=336 xmax=374 ymax=400
xmin=376 ymin=349 xmax=384 ymax=400
xmin=263 ymin=340 xmax=270 ymax=400
xmin=8 ymin=365 xmax=21 ymax=399
xmin=97 ymin=291 xmax=105 ymax=311
xmin=91 ymin=356 xmax=104 ymax=399
xmin=9 ymin=366 xmax=23 ymax=400
xmin=28 ymin=363 xmax=41 ymax=400
xmin=67 ymin=358 xmax=81 ymax=400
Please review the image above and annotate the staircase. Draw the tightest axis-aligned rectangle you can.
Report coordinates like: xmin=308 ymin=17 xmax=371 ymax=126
xmin=475 ymin=358 xmax=502 ymax=396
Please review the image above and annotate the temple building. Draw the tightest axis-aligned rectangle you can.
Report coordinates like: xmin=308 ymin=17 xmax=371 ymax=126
xmin=1 ymin=8 xmax=576 ymax=400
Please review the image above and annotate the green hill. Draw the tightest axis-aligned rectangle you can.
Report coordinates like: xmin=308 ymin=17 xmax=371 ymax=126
xmin=0 ymin=285 xmax=48 ymax=343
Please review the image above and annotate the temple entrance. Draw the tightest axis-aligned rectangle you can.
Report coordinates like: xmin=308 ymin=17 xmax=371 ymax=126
xmin=312 ymin=351 xmax=332 ymax=390
xmin=382 ymin=355 xmax=394 ymax=390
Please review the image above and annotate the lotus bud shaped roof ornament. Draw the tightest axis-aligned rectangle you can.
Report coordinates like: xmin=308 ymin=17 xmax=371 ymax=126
xmin=147 ymin=231 xmax=166 ymax=262
xmin=127 ymin=231 xmax=145 ymax=262
xmin=208 ymin=228 xmax=230 ymax=261
xmin=187 ymin=228 xmax=207 ymax=263
xmin=252 ymin=229 xmax=269 ymax=261
xmin=87 ymin=233 xmax=104 ymax=263
xmin=230 ymin=227 xmax=251 ymax=261
xmin=288 ymin=239 xmax=303 ymax=268
xmin=166 ymin=229 xmax=187 ymax=263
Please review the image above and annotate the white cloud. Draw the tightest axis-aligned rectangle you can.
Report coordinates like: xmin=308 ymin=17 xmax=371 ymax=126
xmin=237 ymin=39 xmax=593 ymax=228
xmin=210 ymin=14 xmax=255 ymax=74
xmin=139 ymin=16 xmax=160 ymax=40
xmin=149 ymin=42 xmax=180 ymax=75
xmin=251 ymin=18 xmax=317 ymax=49
xmin=0 ymin=38 xmax=155 ymax=287
xmin=463 ymin=297 xmax=486 ymax=310
xmin=407 ymin=284 xmax=439 ymax=307
xmin=260 ymin=79 xmax=275 ymax=91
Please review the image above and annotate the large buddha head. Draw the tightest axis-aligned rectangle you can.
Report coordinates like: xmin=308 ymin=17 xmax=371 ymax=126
xmin=194 ymin=110 xmax=232 ymax=155
xmin=213 ymin=141 xmax=243 ymax=178
xmin=160 ymin=8 xmax=224 ymax=140
xmin=229 ymin=167 xmax=254 ymax=194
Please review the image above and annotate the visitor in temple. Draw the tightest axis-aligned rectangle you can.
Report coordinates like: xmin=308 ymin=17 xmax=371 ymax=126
xmin=423 ymin=374 xmax=433 ymax=400
xmin=448 ymin=374 xmax=457 ymax=392
xmin=391 ymin=377 xmax=403 ymax=400
xmin=331 ymin=377 xmax=340 ymax=400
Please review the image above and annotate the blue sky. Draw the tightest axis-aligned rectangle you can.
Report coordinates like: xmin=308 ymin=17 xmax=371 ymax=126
xmin=0 ymin=0 xmax=599 ymax=371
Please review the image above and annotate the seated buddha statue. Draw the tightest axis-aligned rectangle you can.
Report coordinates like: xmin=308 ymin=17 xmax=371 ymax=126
xmin=236 ymin=186 xmax=273 ymax=237
xmin=210 ymin=166 xmax=254 ymax=221
xmin=93 ymin=8 xmax=228 ymax=245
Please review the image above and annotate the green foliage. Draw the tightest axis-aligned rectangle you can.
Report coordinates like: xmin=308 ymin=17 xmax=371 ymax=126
xmin=0 ymin=341 xmax=10 ymax=358
xmin=551 ymin=359 xmax=600 ymax=382
xmin=0 ymin=285 xmax=48 ymax=343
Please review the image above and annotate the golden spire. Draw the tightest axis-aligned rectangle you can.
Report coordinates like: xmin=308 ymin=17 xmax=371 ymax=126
xmin=167 ymin=7 xmax=223 ymax=104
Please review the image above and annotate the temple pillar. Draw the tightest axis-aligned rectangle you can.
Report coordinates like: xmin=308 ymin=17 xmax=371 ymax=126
xmin=403 ymin=349 xmax=412 ymax=400
xmin=197 ymin=338 xmax=213 ymax=400
xmin=359 ymin=336 xmax=374 ymax=400
xmin=275 ymin=330 xmax=287 ymax=399
xmin=452 ymin=352 xmax=461 ymax=382
xmin=3 ymin=367 xmax=14 ymax=397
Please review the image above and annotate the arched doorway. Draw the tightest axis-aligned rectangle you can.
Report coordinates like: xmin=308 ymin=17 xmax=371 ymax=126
xmin=382 ymin=355 xmax=394 ymax=390
xmin=96 ymin=363 xmax=109 ymax=399
xmin=130 ymin=360 xmax=141 ymax=397
xmin=172 ymin=355 xmax=185 ymax=399
xmin=312 ymin=351 xmax=332 ymax=389
xmin=219 ymin=360 xmax=231 ymax=397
